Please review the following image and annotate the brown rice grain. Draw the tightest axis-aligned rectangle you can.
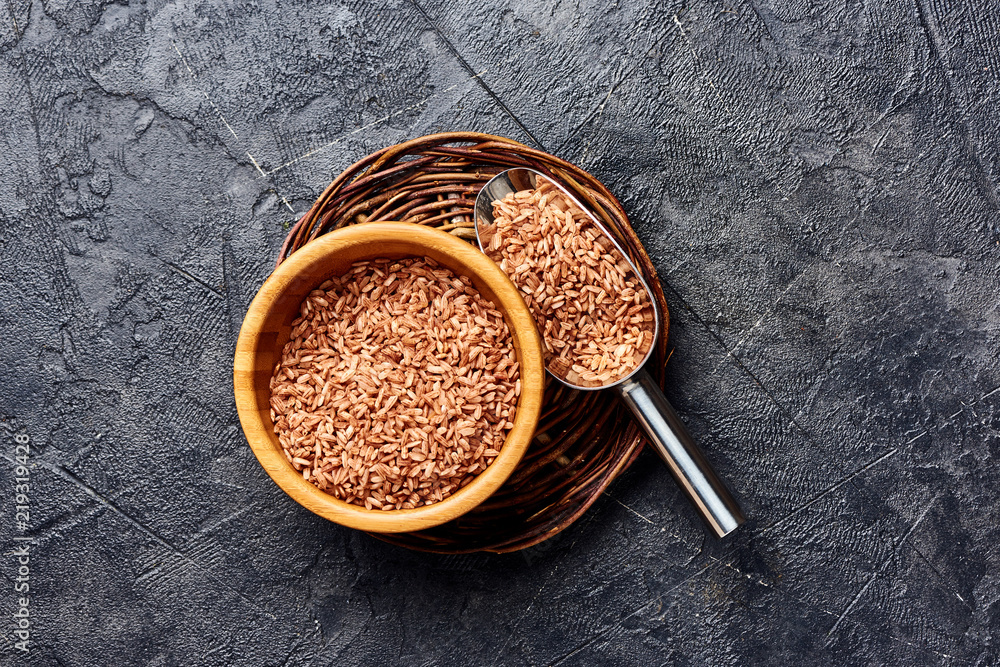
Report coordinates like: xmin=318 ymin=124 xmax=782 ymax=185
xmin=269 ymin=257 xmax=519 ymax=509
xmin=485 ymin=181 xmax=655 ymax=388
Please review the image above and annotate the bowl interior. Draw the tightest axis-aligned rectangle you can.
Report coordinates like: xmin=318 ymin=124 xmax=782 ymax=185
xmin=234 ymin=222 xmax=544 ymax=533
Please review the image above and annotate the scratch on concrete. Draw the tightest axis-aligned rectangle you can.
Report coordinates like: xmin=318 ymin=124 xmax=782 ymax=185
xmin=761 ymin=448 xmax=901 ymax=534
xmin=407 ymin=0 xmax=542 ymax=148
xmin=44 ymin=459 xmax=277 ymax=620
xmin=549 ymin=562 xmax=717 ymax=666
xmin=606 ymin=493 xmax=656 ymax=525
xmin=170 ymin=38 xmax=295 ymax=213
xmin=716 ymin=265 xmax=811 ymax=373
xmin=262 ymin=71 xmax=488 ymax=177
xmin=579 ymin=81 xmax=622 ymax=163
xmin=155 ymin=255 xmax=224 ymax=298
xmin=981 ymin=385 xmax=1000 ymax=400
xmin=913 ymin=0 xmax=1000 ymax=210
xmin=824 ymin=495 xmax=938 ymax=643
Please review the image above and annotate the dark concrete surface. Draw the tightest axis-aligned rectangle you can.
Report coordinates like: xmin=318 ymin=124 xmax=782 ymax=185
xmin=1 ymin=0 xmax=998 ymax=664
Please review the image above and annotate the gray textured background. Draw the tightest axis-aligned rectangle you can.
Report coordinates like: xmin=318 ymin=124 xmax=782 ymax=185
xmin=1 ymin=0 xmax=999 ymax=665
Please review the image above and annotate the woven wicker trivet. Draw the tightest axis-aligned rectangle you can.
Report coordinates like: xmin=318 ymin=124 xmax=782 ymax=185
xmin=278 ymin=132 xmax=669 ymax=553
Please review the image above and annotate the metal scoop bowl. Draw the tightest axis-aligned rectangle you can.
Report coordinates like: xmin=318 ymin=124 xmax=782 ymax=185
xmin=474 ymin=168 xmax=745 ymax=538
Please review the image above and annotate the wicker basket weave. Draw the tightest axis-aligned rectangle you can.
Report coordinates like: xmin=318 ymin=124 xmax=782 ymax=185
xmin=278 ymin=132 xmax=670 ymax=553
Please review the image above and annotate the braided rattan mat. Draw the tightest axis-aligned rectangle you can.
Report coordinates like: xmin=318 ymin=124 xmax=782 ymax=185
xmin=278 ymin=132 xmax=670 ymax=553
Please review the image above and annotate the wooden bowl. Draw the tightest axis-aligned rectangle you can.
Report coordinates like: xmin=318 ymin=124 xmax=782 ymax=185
xmin=234 ymin=221 xmax=545 ymax=533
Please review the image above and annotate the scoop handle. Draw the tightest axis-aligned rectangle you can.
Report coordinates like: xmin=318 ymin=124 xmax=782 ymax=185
xmin=616 ymin=370 xmax=745 ymax=537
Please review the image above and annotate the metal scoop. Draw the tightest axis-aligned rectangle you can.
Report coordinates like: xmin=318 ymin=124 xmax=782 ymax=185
xmin=474 ymin=168 xmax=744 ymax=538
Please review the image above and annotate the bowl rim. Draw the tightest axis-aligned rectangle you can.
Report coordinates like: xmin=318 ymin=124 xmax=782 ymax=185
xmin=233 ymin=221 xmax=544 ymax=533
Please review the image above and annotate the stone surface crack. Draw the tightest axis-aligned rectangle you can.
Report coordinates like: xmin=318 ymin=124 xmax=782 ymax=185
xmin=5 ymin=0 xmax=43 ymax=155
xmin=260 ymin=71 xmax=488 ymax=178
xmin=740 ymin=0 xmax=780 ymax=48
xmin=169 ymin=38 xmax=295 ymax=213
xmin=605 ymin=492 xmax=656 ymax=525
xmin=760 ymin=447 xmax=900 ymax=534
xmin=913 ymin=0 xmax=1000 ymax=210
xmin=824 ymin=495 xmax=938 ymax=643
xmin=548 ymin=563 xmax=717 ymax=666
xmin=718 ymin=264 xmax=811 ymax=367
xmin=155 ymin=254 xmax=224 ymax=298
xmin=406 ymin=0 xmax=544 ymax=149
xmin=661 ymin=280 xmax=815 ymax=439
xmin=906 ymin=540 xmax=974 ymax=612
xmin=41 ymin=458 xmax=277 ymax=620
xmin=555 ymin=76 xmax=624 ymax=156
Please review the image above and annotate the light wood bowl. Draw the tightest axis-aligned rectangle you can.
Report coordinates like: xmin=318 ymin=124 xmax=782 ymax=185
xmin=234 ymin=222 xmax=545 ymax=533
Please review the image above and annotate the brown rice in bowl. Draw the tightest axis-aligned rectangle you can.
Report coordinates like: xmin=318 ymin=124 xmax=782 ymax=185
xmin=269 ymin=257 xmax=520 ymax=511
